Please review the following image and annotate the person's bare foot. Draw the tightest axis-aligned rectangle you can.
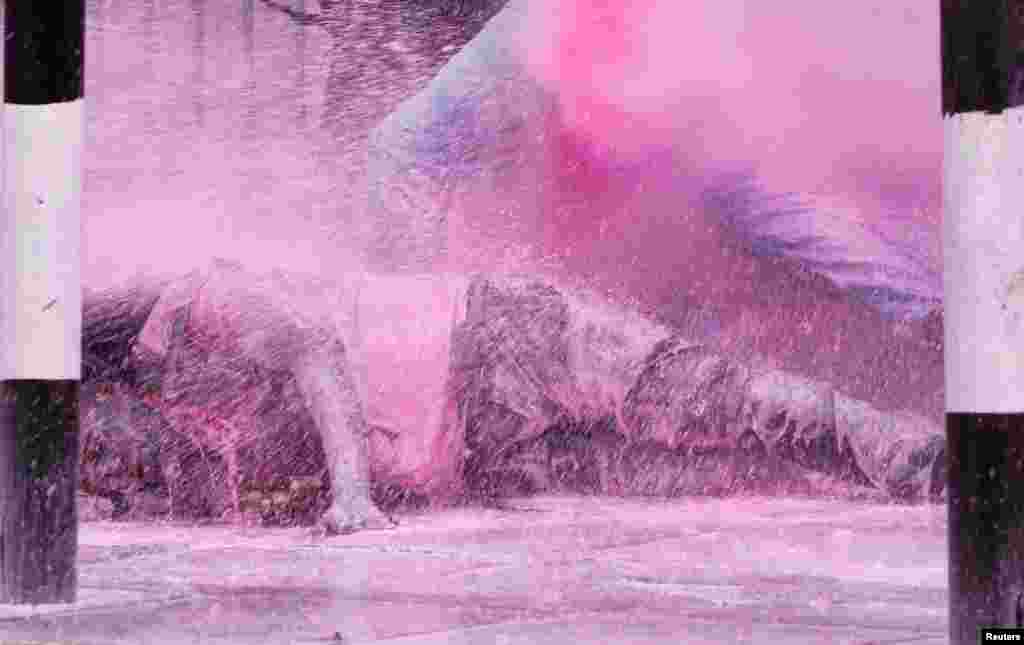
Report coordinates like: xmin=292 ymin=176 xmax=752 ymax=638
xmin=317 ymin=502 xmax=397 ymax=536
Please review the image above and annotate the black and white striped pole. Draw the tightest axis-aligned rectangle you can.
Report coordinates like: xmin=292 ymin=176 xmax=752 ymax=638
xmin=0 ymin=1 xmax=83 ymax=604
xmin=943 ymin=1 xmax=1024 ymax=642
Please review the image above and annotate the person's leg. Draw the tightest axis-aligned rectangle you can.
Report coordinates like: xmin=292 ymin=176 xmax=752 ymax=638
xmin=292 ymin=342 xmax=394 ymax=534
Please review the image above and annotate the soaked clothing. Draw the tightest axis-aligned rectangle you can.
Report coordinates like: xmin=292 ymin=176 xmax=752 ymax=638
xmin=131 ymin=261 xmax=469 ymax=498
xmin=127 ymin=261 xmax=945 ymax=504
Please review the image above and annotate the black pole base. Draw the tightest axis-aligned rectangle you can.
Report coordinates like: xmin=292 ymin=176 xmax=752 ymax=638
xmin=948 ymin=413 xmax=1024 ymax=644
xmin=0 ymin=381 xmax=79 ymax=604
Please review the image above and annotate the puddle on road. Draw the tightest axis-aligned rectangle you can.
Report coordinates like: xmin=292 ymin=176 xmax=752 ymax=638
xmin=620 ymin=577 xmax=760 ymax=607
xmin=80 ymin=543 xmax=174 ymax=564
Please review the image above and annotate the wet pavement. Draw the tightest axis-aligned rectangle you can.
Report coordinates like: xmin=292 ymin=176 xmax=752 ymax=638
xmin=0 ymin=496 xmax=948 ymax=644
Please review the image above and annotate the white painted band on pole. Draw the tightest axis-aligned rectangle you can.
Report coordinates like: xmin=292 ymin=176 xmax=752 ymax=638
xmin=943 ymin=106 xmax=1024 ymax=413
xmin=1 ymin=100 xmax=82 ymax=380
